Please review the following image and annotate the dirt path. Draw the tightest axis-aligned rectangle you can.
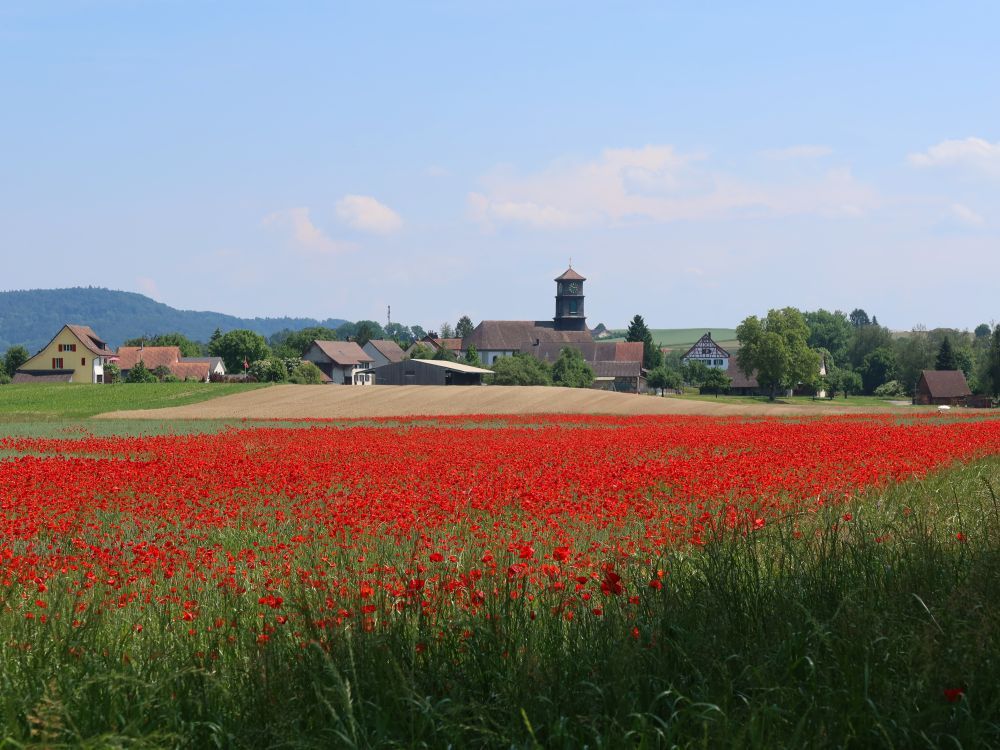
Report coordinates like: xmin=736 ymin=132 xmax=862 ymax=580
xmin=95 ymin=384 xmax=901 ymax=420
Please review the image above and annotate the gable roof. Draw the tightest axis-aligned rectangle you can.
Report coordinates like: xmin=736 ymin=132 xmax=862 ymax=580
xmin=410 ymin=359 xmax=493 ymax=374
xmin=422 ymin=336 xmax=464 ymax=352
xmin=682 ymin=333 xmax=731 ymax=360
xmin=309 ymin=340 xmax=373 ymax=366
xmin=918 ymin=370 xmax=971 ymax=398
xmin=533 ymin=341 xmax=643 ymax=364
xmin=464 ymin=320 xmax=593 ymax=352
xmin=725 ymin=361 xmax=759 ymax=389
xmin=180 ymin=356 xmax=226 ymax=372
xmin=364 ymin=339 xmax=405 ymax=363
xmin=555 ymin=267 xmax=586 ymax=281
xmin=65 ymin=325 xmax=114 ymax=356
xmin=116 ymin=346 xmax=182 ymax=370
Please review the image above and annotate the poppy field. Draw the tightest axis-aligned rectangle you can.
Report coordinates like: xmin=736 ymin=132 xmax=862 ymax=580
xmin=2 ymin=414 xmax=1000 ymax=748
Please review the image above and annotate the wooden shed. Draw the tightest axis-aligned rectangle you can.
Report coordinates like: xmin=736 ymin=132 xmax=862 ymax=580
xmin=362 ymin=358 xmax=492 ymax=386
xmin=914 ymin=370 xmax=971 ymax=406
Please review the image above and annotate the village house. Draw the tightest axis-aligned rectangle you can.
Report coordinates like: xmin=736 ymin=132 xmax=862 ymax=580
xmin=913 ymin=370 xmax=972 ymax=406
xmin=116 ymin=346 xmax=212 ymax=382
xmin=681 ymin=333 xmax=730 ymax=370
xmin=13 ymin=324 xmax=116 ymax=383
xmin=408 ymin=335 xmax=464 ymax=358
xmin=303 ymin=340 xmax=374 ymax=385
xmin=362 ymin=339 xmax=406 ymax=368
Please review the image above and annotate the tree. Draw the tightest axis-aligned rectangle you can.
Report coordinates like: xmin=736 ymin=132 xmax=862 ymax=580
xmin=647 ymin=366 xmax=682 ymax=396
xmin=935 ymin=336 xmax=958 ymax=371
xmin=463 ymin=345 xmax=483 ymax=368
xmin=289 ymin=361 xmax=324 ymax=384
xmin=122 ymin=333 xmax=202 ymax=357
xmin=125 ymin=360 xmax=158 ymax=383
xmin=825 ymin=368 xmax=862 ymax=399
xmin=150 ymin=365 xmax=173 ymax=381
xmin=104 ymin=362 xmax=121 ymax=384
xmin=269 ymin=326 xmax=339 ymax=359
xmin=861 ymin=347 xmax=897 ymax=394
xmin=489 ymin=353 xmax=552 ymax=386
xmin=439 ymin=322 xmax=455 ymax=339
xmin=248 ymin=358 xmax=288 ymax=383
xmin=736 ymin=308 xmax=819 ymax=401
xmin=625 ymin=314 xmax=663 ymax=370
xmin=988 ymin=325 xmax=1000 ymax=397
xmin=847 ymin=321 xmax=894 ymax=370
xmin=455 ymin=316 xmax=475 ymax=341
xmin=409 ymin=325 xmax=427 ymax=341
xmin=432 ymin=345 xmax=458 ymax=362
xmin=3 ymin=345 xmax=29 ymax=377
xmin=354 ymin=321 xmax=383 ymax=348
xmin=849 ymin=309 xmax=871 ymax=328
xmin=804 ymin=310 xmax=852 ymax=366
xmin=208 ymin=329 xmax=270 ymax=373
xmin=975 ymin=323 xmax=991 ymax=340
xmin=551 ymin=347 xmax=594 ymax=388
xmin=681 ymin=359 xmax=710 ymax=386
xmin=407 ymin=343 xmax=435 ymax=360
xmin=699 ymin=367 xmax=731 ymax=396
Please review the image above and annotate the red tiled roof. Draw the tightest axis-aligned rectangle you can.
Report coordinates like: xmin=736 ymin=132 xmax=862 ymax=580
xmin=309 ymin=341 xmax=373 ymax=366
xmin=65 ymin=324 xmax=114 ymax=356
xmin=116 ymin=346 xmax=183 ymax=370
xmin=431 ymin=338 xmax=464 ymax=352
xmin=555 ymin=267 xmax=586 ymax=281
xmin=533 ymin=341 xmax=642 ymax=365
xmin=918 ymin=370 xmax=971 ymax=398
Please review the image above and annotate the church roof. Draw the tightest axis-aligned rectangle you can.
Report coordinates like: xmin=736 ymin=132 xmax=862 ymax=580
xmin=464 ymin=321 xmax=592 ymax=351
xmin=555 ymin=267 xmax=586 ymax=281
xmin=533 ymin=341 xmax=642 ymax=364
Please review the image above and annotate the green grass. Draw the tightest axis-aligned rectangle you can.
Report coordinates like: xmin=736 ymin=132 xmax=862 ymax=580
xmin=601 ymin=327 xmax=738 ymax=348
xmin=0 ymin=382 xmax=267 ymax=420
xmin=1 ymin=453 xmax=998 ymax=747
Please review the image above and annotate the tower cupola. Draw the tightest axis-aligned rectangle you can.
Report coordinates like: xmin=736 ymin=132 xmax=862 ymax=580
xmin=554 ymin=266 xmax=587 ymax=331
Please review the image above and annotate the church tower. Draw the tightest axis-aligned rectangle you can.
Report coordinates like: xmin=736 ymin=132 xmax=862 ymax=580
xmin=553 ymin=266 xmax=587 ymax=331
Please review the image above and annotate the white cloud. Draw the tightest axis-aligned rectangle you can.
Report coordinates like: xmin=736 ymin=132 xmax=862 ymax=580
xmin=907 ymin=137 xmax=1000 ymax=177
xmin=761 ymin=144 xmax=833 ymax=160
xmin=335 ymin=194 xmax=403 ymax=234
xmin=261 ymin=207 xmax=354 ymax=255
xmin=950 ymin=203 xmax=985 ymax=226
xmin=469 ymin=145 xmax=877 ymax=229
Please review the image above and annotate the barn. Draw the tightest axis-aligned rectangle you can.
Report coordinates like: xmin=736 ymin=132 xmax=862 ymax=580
xmin=914 ymin=370 xmax=972 ymax=406
xmin=362 ymin=358 xmax=492 ymax=386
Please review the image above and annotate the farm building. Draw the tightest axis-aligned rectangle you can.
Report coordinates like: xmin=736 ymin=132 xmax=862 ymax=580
xmin=116 ymin=347 xmax=212 ymax=382
xmin=361 ymin=358 xmax=492 ymax=386
xmin=180 ymin=357 xmax=226 ymax=377
xmin=362 ymin=339 xmax=406 ymax=368
xmin=303 ymin=340 xmax=374 ymax=385
xmin=13 ymin=324 xmax=116 ymax=383
xmin=914 ymin=370 xmax=971 ymax=406
xmin=681 ymin=333 xmax=730 ymax=370
xmin=533 ymin=341 xmax=646 ymax=393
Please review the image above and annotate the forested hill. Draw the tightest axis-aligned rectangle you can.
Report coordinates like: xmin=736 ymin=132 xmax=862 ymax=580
xmin=0 ymin=287 xmax=347 ymax=353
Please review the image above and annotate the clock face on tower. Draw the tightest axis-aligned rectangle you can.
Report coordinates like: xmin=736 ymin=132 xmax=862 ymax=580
xmin=568 ymin=282 xmax=579 ymax=294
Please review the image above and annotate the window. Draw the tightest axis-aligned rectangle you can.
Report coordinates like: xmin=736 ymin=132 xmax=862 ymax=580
xmin=52 ymin=357 xmax=64 ymax=369
xmin=81 ymin=357 xmax=87 ymax=366
xmin=59 ymin=344 xmax=77 ymax=352
xmin=569 ymin=299 xmax=578 ymax=315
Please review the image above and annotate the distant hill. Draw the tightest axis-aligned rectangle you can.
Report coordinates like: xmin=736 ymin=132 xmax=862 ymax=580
xmin=600 ymin=327 xmax=739 ymax=349
xmin=0 ymin=287 xmax=348 ymax=354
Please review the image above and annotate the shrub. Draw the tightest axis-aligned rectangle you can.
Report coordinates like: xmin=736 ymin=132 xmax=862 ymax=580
xmin=289 ymin=361 xmax=325 ymax=385
xmin=874 ymin=380 xmax=907 ymax=397
xmin=125 ymin=361 xmax=158 ymax=383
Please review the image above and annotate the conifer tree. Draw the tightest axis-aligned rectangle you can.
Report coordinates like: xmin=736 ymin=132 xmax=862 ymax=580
xmin=935 ymin=336 xmax=957 ymax=371
xmin=625 ymin=315 xmax=663 ymax=370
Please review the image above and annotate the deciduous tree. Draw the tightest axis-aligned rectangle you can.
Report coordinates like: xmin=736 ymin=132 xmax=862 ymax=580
xmin=3 ymin=345 xmax=29 ymax=377
xmin=736 ymin=308 xmax=819 ymax=401
xmin=647 ymin=366 xmax=682 ymax=396
xmin=699 ymin=367 xmax=731 ymax=396
xmin=489 ymin=353 xmax=552 ymax=386
xmin=209 ymin=329 xmax=270 ymax=373
xmin=551 ymin=347 xmax=594 ymax=388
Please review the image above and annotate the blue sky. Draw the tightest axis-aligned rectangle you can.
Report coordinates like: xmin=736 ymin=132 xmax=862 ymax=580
xmin=2 ymin=1 xmax=998 ymax=332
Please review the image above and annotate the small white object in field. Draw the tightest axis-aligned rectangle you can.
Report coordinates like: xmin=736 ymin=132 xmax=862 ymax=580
xmin=938 ymin=405 xmax=951 ymax=411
